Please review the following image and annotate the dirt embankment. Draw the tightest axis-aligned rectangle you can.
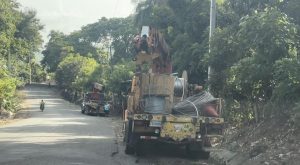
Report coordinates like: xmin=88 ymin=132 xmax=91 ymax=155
xmin=211 ymin=114 xmax=300 ymax=165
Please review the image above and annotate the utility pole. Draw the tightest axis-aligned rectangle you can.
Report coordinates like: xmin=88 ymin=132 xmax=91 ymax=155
xmin=29 ymin=55 xmax=32 ymax=84
xmin=109 ymin=45 xmax=112 ymax=62
xmin=208 ymin=0 xmax=216 ymax=91
xmin=7 ymin=50 xmax=11 ymax=71
xmin=29 ymin=57 xmax=32 ymax=84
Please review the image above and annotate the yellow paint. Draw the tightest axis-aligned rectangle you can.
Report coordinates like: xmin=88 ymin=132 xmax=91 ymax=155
xmin=160 ymin=122 xmax=196 ymax=141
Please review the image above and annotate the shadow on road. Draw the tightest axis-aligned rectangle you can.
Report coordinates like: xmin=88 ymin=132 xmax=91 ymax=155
xmin=0 ymin=85 xmax=129 ymax=165
xmin=0 ymin=85 xmax=210 ymax=165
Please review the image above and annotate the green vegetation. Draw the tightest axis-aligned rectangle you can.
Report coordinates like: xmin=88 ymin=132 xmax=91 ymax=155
xmin=132 ymin=0 xmax=300 ymax=123
xmin=55 ymin=54 xmax=98 ymax=91
xmin=0 ymin=0 xmax=43 ymax=113
xmin=1 ymin=0 xmax=296 ymax=123
xmin=104 ymin=61 xmax=135 ymax=94
xmin=0 ymin=63 xmax=18 ymax=112
xmin=209 ymin=1 xmax=300 ymax=122
xmin=41 ymin=16 xmax=137 ymax=102
xmin=40 ymin=0 xmax=300 ymax=123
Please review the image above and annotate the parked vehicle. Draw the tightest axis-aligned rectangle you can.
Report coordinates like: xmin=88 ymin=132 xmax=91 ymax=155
xmin=81 ymin=83 xmax=108 ymax=116
xmin=124 ymin=26 xmax=224 ymax=156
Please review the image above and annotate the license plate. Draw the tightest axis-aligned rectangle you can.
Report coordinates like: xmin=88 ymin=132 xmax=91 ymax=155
xmin=150 ymin=121 xmax=162 ymax=127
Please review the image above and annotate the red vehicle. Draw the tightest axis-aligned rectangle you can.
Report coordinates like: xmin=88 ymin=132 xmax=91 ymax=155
xmin=81 ymin=83 xmax=107 ymax=116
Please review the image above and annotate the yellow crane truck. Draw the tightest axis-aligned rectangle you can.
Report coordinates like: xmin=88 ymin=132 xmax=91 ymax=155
xmin=123 ymin=26 xmax=224 ymax=156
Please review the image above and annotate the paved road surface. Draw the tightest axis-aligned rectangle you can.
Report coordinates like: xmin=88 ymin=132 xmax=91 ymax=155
xmin=0 ymin=85 xmax=209 ymax=165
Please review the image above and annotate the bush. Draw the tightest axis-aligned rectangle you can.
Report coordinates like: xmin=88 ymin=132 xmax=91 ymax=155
xmin=0 ymin=77 xmax=18 ymax=112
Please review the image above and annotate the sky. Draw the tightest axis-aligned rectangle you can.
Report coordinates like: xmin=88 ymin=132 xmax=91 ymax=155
xmin=17 ymin=0 xmax=136 ymax=43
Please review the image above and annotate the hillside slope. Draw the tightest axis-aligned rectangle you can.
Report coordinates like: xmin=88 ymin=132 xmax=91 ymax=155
xmin=212 ymin=113 xmax=300 ymax=165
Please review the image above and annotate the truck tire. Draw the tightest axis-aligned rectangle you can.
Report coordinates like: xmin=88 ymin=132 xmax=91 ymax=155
xmin=125 ymin=133 xmax=140 ymax=155
xmin=123 ymin=122 xmax=129 ymax=143
xmin=185 ymin=143 xmax=210 ymax=159
xmin=185 ymin=144 xmax=196 ymax=157
xmin=199 ymin=150 xmax=210 ymax=159
xmin=125 ymin=144 xmax=135 ymax=155
xmin=86 ymin=107 xmax=90 ymax=115
xmin=135 ymin=141 xmax=144 ymax=156
xmin=124 ymin=120 xmax=137 ymax=155
xmin=200 ymin=137 xmax=211 ymax=159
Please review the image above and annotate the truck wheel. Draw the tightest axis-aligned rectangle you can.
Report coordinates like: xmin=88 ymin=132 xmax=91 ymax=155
xmin=185 ymin=143 xmax=210 ymax=159
xmin=201 ymin=137 xmax=211 ymax=158
xmin=199 ymin=150 xmax=210 ymax=159
xmin=124 ymin=120 xmax=138 ymax=155
xmin=125 ymin=144 xmax=135 ymax=155
xmin=125 ymin=134 xmax=140 ymax=155
xmin=123 ymin=122 xmax=129 ymax=143
xmin=135 ymin=141 xmax=144 ymax=156
xmin=185 ymin=144 xmax=195 ymax=157
xmin=86 ymin=107 xmax=90 ymax=115
xmin=125 ymin=131 xmax=137 ymax=155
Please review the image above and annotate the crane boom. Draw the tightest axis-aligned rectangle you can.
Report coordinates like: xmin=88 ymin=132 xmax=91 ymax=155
xmin=133 ymin=26 xmax=172 ymax=74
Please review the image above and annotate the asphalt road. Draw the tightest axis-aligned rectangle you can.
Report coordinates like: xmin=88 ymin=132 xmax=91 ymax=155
xmin=0 ymin=85 xmax=209 ymax=165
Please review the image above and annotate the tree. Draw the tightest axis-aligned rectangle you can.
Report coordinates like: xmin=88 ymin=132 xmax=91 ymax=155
xmin=0 ymin=58 xmax=18 ymax=112
xmin=208 ymin=8 xmax=299 ymax=121
xmin=42 ymin=17 xmax=135 ymax=71
xmin=41 ymin=31 xmax=68 ymax=72
xmin=104 ymin=61 xmax=135 ymax=94
xmin=0 ymin=0 xmax=43 ymax=112
xmin=55 ymin=55 xmax=98 ymax=91
xmin=0 ymin=0 xmax=19 ymax=61
xmin=272 ymin=58 xmax=300 ymax=110
xmin=282 ymin=0 xmax=300 ymax=25
xmin=80 ymin=17 xmax=137 ymax=64
xmin=133 ymin=0 xmax=212 ymax=84
xmin=31 ymin=62 xmax=46 ymax=82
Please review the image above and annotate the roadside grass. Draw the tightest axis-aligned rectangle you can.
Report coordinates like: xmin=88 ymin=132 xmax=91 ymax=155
xmin=0 ymin=90 xmax=29 ymax=126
